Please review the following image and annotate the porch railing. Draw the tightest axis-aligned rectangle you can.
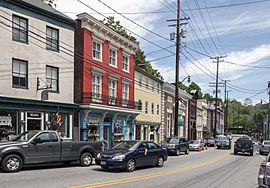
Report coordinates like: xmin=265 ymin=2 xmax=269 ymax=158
xmin=83 ymin=92 xmax=142 ymax=110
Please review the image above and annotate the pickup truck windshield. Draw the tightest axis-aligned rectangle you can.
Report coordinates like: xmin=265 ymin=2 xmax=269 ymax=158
xmin=12 ymin=131 xmax=38 ymax=142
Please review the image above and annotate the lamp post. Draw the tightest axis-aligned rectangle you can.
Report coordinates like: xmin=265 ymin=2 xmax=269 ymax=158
xmin=180 ymin=75 xmax=191 ymax=84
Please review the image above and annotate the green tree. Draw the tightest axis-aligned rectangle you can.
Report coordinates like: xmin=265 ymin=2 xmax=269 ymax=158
xmin=42 ymin=0 xmax=57 ymax=7
xmin=203 ymin=93 xmax=214 ymax=102
xmin=103 ymin=17 xmax=163 ymax=80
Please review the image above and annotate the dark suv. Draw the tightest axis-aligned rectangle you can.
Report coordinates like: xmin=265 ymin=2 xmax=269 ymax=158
xmin=234 ymin=137 xmax=254 ymax=156
xmin=161 ymin=137 xmax=189 ymax=156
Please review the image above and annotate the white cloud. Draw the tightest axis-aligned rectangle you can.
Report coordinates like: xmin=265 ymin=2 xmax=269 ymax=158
xmin=56 ymin=0 xmax=163 ymax=37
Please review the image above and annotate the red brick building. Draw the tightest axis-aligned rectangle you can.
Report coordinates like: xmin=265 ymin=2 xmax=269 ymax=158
xmin=74 ymin=13 xmax=141 ymax=148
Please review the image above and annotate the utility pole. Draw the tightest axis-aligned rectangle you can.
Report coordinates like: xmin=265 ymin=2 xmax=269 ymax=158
xmin=174 ymin=0 xmax=180 ymax=137
xmin=223 ymin=80 xmax=230 ymax=135
xmin=266 ymin=81 xmax=270 ymax=140
xmin=211 ymin=56 xmax=226 ymax=138
xmin=225 ymin=90 xmax=231 ymax=134
xmin=167 ymin=0 xmax=189 ymax=136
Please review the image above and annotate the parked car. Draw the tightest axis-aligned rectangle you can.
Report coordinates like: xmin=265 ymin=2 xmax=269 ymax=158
xmin=216 ymin=138 xmax=231 ymax=149
xmin=260 ymin=141 xmax=270 ymax=155
xmin=206 ymin=138 xmax=215 ymax=147
xmin=234 ymin=137 xmax=254 ymax=156
xmin=258 ymin=158 xmax=267 ymax=188
xmin=0 ymin=130 xmax=103 ymax=172
xmin=160 ymin=137 xmax=189 ymax=155
xmin=189 ymin=140 xmax=204 ymax=151
xmin=95 ymin=140 xmax=168 ymax=172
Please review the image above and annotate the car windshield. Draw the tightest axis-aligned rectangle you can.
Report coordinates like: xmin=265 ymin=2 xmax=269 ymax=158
xmin=190 ymin=140 xmax=199 ymax=144
xmin=113 ymin=141 xmax=139 ymax=150
xmin=165 ymin=137 xmax=179 ymax=144
xmin=264 ymin=141 xmax=270 ymax=145
xmin=12 ymin=131 xmax=38 ymax=142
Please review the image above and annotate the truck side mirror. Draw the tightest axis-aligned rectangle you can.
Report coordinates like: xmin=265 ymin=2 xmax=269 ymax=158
xmin=32 ymin=137 xmax=42 ymax=144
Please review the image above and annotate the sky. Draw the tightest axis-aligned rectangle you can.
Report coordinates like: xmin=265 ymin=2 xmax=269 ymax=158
xmin=55 ymin=0 xmax=270 ymax=104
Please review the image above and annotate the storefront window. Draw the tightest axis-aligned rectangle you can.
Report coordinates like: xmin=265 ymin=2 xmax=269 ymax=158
xmin=0 ymin=111 xmax=17 ymax=141
xmin=87 ymin=116 xmax=100 ymax=141
xmin=49 ymin=112 xmax=69 ymax=138
xmin=114 ymin=122 xmax=123 ymax=144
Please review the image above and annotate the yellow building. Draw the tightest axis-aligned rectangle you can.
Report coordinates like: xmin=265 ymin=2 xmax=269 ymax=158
xmin=134 ymin=67 xmax=163 ymax=143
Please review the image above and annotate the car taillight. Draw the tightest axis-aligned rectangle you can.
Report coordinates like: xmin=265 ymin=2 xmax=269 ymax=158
xmin=261 ymin=161 xmax=266 ymax=171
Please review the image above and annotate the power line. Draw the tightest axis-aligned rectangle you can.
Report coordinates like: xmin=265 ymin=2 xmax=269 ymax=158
xmin=96 ymin=0 xmax=172 ymax=43
xmin=224 ymin=61 xmax=270 ymax=69
xmin=182 ymin=0 xmax=270 ymax=11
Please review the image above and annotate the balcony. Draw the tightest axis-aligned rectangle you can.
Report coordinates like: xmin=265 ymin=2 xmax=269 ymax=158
xmin=83 ymin=92 xmax=142 ymax=110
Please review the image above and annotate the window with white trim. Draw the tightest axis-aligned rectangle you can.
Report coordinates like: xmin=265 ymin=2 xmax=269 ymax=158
xmin=146 ymin=78 xmax=149 ymax=91
xmin=46 ymin=26 xmax=59 ymax=51
xmin=93 ymin=41 xmax=102 ymax=60
xmin=109 ymin=49 xmax=117 ymax=67
xmin=138 ymin=74 xmax=142 ymax=88
xmin=152 ymin=80 xmax=154 ymax=93
xmin=151 ymin=103 xmax=154 ymax=114
xmin=12 ymin=15 xmax=28 ymax=43
xmin=12 ymin=59 xmax=28 ymax=88
xmin=157 ymin=83 xmax=160 ymax=94
xmin=92 ymin=75 xmax=102 ymax=101
xmin=46 ymin=65 xmax=59 ymax=92
xmin=109 ymin=79 xmax=117 ymax=105
xmin=167 ymin=113 xmax=172 ymax=137
xmin=122 ymin=83 xmax=129 ymax=106
xmin=122 ymin=55 xmax=129 ymax=71
xmin=145 ymin=101 xmax=148 ymax=114
xmin=157 ymin=104 xmax=160 ymax=115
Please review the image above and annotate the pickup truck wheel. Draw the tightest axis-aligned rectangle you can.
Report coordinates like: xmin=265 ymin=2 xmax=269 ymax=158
xmin=1 ymin=154 xmax=23 ymax=173
xmin=185 ymin=148 xmax=189 ymax=155
xmin=80 ymin=153 xmax=93 ymax=167
xmin=176 ymin=148 xmax=180 ymax=156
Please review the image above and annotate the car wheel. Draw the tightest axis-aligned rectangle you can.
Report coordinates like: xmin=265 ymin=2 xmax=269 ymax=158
xmin=156 ymin=156 xmax=164 ymax=167
xmin=1 ymin=154 xmax=23 ymax=173
xmin=234 ymin=150 xmax=237 ymax=155
xmin=250 ymin=151 xmax=253 ymax=156
xmin=80 ymin=152 xmax=93 ymax=167
xmin=126 ymin=159 xmax=136 ymax=172
xmin=185 ymin=148 xmax=189 ymax=155
xmin=176 ymin=148 xmax=180 ymax=156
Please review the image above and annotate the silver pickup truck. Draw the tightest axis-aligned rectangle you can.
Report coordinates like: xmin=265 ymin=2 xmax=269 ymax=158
xmin=0 ymin=130 xmax=103 ymax=172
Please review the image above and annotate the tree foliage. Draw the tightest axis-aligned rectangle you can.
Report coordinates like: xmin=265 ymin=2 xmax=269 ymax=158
xmin=103 ymin=16 xmax=163 ymax=80
xmin=42 ymin=0 xmax=57 ymax=7
xmin=179 ymin=82 xmax=203 ymax=98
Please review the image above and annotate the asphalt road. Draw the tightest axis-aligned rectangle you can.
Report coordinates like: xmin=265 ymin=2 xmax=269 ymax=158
xmin=0 ymin=143 xmax=264 ymax=188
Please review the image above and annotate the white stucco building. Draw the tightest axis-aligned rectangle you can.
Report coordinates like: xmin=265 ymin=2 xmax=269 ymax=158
xmin=0 ymin=0 xmax=78 ymax=140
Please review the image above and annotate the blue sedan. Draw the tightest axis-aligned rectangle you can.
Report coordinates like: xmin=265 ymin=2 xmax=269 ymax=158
xmin=95 ymin=140 xmax=168 ymax=172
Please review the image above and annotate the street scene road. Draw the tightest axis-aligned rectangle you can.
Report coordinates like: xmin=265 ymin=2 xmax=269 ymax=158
xmin=0 ymin=140 xmax=263 ymax=188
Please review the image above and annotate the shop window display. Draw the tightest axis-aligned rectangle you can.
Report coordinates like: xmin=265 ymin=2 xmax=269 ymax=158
xmin=114 ymin=123 xmax=123 ymax=144
xmin=0 ymin=111 xmax=17 ymax=141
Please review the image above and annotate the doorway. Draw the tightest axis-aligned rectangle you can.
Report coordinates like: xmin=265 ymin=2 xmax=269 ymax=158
xmin=27 ymin=119 xmax=41 ymax=130
xmin=103 ymin=126 xmax=111 ymax=149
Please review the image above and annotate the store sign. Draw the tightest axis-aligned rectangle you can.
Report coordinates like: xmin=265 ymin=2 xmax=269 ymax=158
xmin=0 ymin=116 xmax=12 ymax=126
xmin=27 ymin=113 xmax=41 ymax=118
xmin=88 ymin=116 xmax=101 ymax=125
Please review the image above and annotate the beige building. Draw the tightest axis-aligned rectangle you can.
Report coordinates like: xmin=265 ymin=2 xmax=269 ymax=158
xmin=134 ymin=67 xmax=162 ymax=143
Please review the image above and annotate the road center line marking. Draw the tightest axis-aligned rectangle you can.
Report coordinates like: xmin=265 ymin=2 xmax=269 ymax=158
xmin=69 ymin=151 xmax=230 ymax=188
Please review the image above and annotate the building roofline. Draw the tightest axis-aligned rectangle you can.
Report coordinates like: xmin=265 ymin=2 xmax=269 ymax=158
xmin=5 ymin=0 xmax=75 ymax=26
xmin=135 ymin=66 xmax=163 ymax=83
